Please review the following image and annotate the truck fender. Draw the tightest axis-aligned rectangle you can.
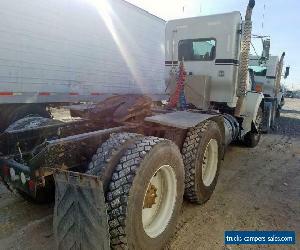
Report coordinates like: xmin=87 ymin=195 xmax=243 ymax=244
xmin=145 ymin=111 xmax=226 ymax=156
xmin=240 ymin=91 xmax=264 ymax=136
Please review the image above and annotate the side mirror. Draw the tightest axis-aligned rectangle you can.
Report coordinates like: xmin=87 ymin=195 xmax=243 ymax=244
xmin=284 ymin=66 xmax=290 ymax=79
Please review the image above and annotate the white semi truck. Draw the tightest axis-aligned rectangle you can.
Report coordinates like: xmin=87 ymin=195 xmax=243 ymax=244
xmin=0 ymin=0 xmax=264 ymax=249
xmin=249 ymin=38 xmax=289 ymax=132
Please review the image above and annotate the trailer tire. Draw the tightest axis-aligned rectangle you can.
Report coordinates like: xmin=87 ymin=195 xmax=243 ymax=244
xmin=106 ymin=137 xmax=184 ymax=249
xmin=0 ymin=104 xmax=50 ymax=132
xmin=182 ymin=120 xmax=222 ymax=204
xmin=8 ymin=105 xmax=51 ymax=124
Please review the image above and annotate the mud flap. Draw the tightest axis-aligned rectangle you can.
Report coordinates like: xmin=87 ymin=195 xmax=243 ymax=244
xmin=53 ymin=169 xmax=110 ymax=250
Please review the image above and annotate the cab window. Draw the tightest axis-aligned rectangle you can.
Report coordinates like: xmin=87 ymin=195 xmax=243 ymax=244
xmin=178 ymin=38 xmax=216 ymax=61
xmin=249 ymin=66 xmax=267 ymax=76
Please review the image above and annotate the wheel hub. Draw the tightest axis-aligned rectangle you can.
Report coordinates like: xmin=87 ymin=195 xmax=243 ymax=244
xmin=143 ymin=184 xmax=158 ymax=209
xmin=142 ymin=165 xmax=177 ymax=238
xmin=202 ymin=139 xmax=218 ymax=187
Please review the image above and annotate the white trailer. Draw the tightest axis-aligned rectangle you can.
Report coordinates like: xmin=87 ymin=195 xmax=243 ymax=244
xmin=0 ymin=0 xmax=166 ymax=130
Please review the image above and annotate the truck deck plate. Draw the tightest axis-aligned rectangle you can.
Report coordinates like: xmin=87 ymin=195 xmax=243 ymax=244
xmin=145 ymin=111 xmax=218 ymax=129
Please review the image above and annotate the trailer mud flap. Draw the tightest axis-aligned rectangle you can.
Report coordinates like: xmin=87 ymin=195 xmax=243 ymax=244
xmin=53 ymin=170 xmax=110 ymax=250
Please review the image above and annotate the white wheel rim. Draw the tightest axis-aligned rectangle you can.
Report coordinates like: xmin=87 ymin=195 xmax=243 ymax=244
xmin=142 ymin=165 xmax=177 ymax=238
xmin=202 ymin=139 xmax=218 ymax=187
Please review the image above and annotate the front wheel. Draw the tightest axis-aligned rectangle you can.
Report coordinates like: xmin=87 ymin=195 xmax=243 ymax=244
xmin=243 ymin=107 xmax=263 ymax=148
xmin=243 ymin=132 xmax=261 ymax=148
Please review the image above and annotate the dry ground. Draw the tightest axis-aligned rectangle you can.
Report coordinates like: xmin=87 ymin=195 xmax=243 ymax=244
xmin=0 ymin=98 xmax=299 ymax=250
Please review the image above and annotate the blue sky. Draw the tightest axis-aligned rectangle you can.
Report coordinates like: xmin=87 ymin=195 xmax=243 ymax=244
xmin=126 ymin=0 xmax=300 ymax=90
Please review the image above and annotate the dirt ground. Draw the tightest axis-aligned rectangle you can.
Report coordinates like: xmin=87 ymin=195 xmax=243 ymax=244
xmin=0 ymin=98 xmax=299 ymax=250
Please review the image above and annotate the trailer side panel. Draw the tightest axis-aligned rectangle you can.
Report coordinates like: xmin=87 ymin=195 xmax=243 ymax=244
xmin=0 ymin=0 xmax=166 ymax=104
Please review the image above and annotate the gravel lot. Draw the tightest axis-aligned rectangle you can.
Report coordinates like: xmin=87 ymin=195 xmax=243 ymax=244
xmin=0 ymin=98 xmax=299 ymax=250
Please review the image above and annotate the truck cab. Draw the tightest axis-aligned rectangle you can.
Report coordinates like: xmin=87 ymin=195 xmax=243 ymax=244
xmin=165 ymin=12 xmax=245 ymax=108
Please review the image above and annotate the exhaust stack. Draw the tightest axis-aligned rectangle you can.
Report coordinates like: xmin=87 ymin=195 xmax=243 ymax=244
xmin=235 ymin=0 xmax=255 ymax=116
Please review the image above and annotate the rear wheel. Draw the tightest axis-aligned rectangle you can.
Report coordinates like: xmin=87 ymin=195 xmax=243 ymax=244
xmin=106 ymin=137 xmax=184 ymax=249
xmin=182 ymin=120 xmax=222 ymax=204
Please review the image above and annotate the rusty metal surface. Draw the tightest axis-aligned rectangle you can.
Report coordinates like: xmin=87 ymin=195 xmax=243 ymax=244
xmin=70 ymin=94 xmax=153 ymax=123
xmin=29 ymin=126 xmax=126 ymax=172
xmin=143 ymin=184 xmax=158 ymax=209
xmin=0 ymin=116 xmax=65 ymax=156
xmin=164 ymin=128 xmax=187 ymax=149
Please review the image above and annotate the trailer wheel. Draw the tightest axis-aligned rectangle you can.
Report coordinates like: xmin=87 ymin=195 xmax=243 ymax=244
xmin=9 ymin=105 xmax=51 ymax=124
xmin=243 ymin=107 xmax=263 ymax=148
xmin=182 ymin=120 xmax=222 ymax=204
xmin=0 ymin=104 xmax=50 ymax=132
xmin=106 ymin=137 xmax=184 ymax=249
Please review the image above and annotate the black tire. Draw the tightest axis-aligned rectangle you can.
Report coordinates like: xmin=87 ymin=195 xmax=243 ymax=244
xmin=86 ymin=132 xmax=142 ymax=191
xmin=9 ymin=105 xmax=51 ymax=124
xmin=182 ymin=120 xmax=222 ymax=204
xmin=106 ymin=136 xmax=184 ymax=249
xmin=262 ymin=104 xmax=272 ymax=133
xmin=243 ymin=132 xmax=261 ymax=148
xmin=276 ymin=107 xmax=280 ymax=118
xmin=243 ymin=107 xmax=263 ymax=148
xmin=0 ymin=104 xmax=50 ymax=132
